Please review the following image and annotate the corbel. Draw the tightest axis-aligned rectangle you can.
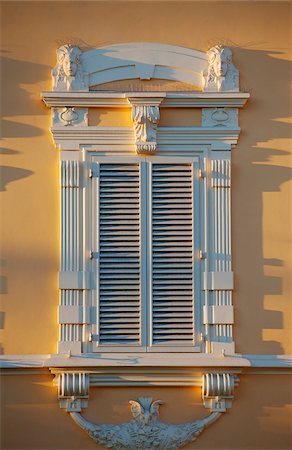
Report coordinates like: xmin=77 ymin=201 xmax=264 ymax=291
xmin=202 ymin=372 xmax=236 ymax=412
xmin=128 ymin=96 xmax=164 ymax=154
xmin=53 ymin=371 xmax=90 ymax=412
xmin=52 ymin=370 xmax=239 ymax=449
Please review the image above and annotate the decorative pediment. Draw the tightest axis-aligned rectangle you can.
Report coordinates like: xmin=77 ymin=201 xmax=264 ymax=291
xmin=50 ymin=42 xmax=240 ymax=92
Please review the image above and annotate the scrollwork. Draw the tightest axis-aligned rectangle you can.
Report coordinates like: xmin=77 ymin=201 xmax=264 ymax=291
xmin=70 ymin=396 xmax=221 ymax=450
xmin=132 ymin=105 xmax=160 ymax=154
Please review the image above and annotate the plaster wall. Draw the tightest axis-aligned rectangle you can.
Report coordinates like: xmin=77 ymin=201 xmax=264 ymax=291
xmin=1 ymin=0 xmax=291 ymax=356
xmin=0 ymin=3 xmax=291 ymax=448
xmin=1 ymin=373 xmax=292 ymax=449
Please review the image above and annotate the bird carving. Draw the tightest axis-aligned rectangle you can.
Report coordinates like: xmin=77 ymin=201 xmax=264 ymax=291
xmin=70 ymin=396 xmax=221 ymax=450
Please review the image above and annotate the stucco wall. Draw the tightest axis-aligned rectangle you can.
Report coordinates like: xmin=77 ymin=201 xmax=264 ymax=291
xmin=1 ymin=373 xmax=292 ymax=449
xmin=1 ymin=0 xmax=291 ymax=356
xmin=1 ymin=2 xmax=291 ymax=449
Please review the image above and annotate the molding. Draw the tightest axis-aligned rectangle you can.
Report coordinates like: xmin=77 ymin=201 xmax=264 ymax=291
xmin=1 ymin=354 xmax=291 ymax=370
xmin=50 ymin=126 xmax=241 ymax=151
xmin=42 ymin=91 xmax=249 ymax=108
xmin=69 ymin=396 xmax=221 ymax=449
xmin=58 ymin=271 xmax=92 ymax=289
xmin=79 ymin=42 xmax=208 ymax=88
xmin=50 ymin=43 xmax=242 ymax=95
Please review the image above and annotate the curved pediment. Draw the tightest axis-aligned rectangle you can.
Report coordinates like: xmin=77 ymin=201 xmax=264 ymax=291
xmin=51 ymin=42 xmax=240 ymax=93
xmin=81 ymin=42 xmax=208 ymax=88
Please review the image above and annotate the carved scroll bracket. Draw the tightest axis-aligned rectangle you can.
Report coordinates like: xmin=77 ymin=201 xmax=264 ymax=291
xmin=128 ymin=97 xmax=164 ymax=155
xmin=53 ymin=371 xmax=90 ymax=412
xmin=53 ymin=370 xmax=237 ymax=413
xmin=202 ymin=372 xmax=236 ymax=412
xmin=51 ymin=370 xmax=238 ymax=448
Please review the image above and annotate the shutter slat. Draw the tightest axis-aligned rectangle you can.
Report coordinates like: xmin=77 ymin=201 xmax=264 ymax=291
xmin=98 ymin=163 xmax=140 ymax=345
xmin=152 ymin=163 xmax=194 ymax=346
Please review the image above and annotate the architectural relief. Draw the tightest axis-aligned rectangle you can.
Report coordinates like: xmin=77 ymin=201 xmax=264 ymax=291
xmin=57 ymin=372 xmax=90 ymax=412
xmin=202 ymin=108 xmax=238 ymax=128
xmin=53 ymin=107 xmax=88 ymax=127
xmin=39 ymin=42 xmax=251 ymax=447
xmin=131 ymin=105 xmax=160 ymax=154
xmin=52 ymin=45 xmax=89 ymax=91
xmin=203 ymin=46 xmax=239 ymax=92
xmin=70 ymin=396 xmax=221 ymax=450
xmin=202 ymin=373 xmax=235 ymax=411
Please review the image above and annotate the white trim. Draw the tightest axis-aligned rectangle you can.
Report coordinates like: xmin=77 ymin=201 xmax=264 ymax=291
xmin=51 ymin=127 xmax=241 ymax=152
xmin=42 ymin=91 xmax=249 ymax=108
xmin=1 ymin=354 xmax=291 ymax=369
xmin=80 ymin=43 xmax=207 ymax=88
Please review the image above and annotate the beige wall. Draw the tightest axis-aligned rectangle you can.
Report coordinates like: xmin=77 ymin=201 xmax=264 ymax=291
xmin=1 ymin=373 xmax=292 ymax=449
xmin=1 ymin=0 xmax=291 ymax=355
xmin=1 ymin=3 xmax=291 ymax=448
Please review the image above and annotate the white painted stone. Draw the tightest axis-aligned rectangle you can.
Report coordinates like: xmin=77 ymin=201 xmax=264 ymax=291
xmin=70 ymin=396 xmax=221 ymax=449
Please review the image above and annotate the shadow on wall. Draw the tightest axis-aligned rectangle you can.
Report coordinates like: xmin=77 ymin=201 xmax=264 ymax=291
xmin=0 ymin=258 xmax=7 ymax=355
xmin=1 ymin=378 xmax=292 ymax=450
xmin=0 ymin=51 xmax=49 ymax=189
xmin=0 ymin=53 xmax=51 ymax=354
xmin=0 ymin=46 xmax=291 ymax=356
xmin=232 ymin=47 xmax=292 ymax=354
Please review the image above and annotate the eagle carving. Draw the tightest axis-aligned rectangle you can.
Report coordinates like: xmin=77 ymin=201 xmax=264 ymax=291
xmin=70 ymin=396 xmax=221 ymax=450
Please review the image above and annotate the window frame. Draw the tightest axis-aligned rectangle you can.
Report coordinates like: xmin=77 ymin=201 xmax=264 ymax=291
xmin=89 ymin=154 xmax=202 ymax=353
xmin=42 ymin=89 xmax=249 ymax=358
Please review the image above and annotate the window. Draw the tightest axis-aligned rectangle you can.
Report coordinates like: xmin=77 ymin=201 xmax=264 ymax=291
xmin=43 ymin=42 xmax=249 ymax=357
xmin=90 ymin=156 xmax=201 ymax=352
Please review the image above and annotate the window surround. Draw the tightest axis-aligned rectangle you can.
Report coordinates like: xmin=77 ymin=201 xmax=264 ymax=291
xmin=40 ymin=42 xmax=252 ymax=417
xmin=43 ymin=88 xmax=248 ymax=358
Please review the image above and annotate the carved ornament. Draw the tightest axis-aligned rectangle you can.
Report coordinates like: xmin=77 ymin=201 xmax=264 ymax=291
xmin=52 ymin=45 xmax=89 ymax=92
xmin=131 ymin=105 xmax=160 ymax=154
xmin=56 ymin=372 xmax=90 ymax=412
xmin=203 ymin=45 xmax=239 ymax=92
xmin=202 ymin=373 xmax=235 ymax=411
xmin=70 ymin=396 xmax=221 ymax=450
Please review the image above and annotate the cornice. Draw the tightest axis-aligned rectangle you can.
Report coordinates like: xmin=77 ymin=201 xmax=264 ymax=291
xmin=50 ymin=126 xmax=241 ymax=151
xmin=1 ymin=354 xmax=291 ymax=370
xmin=41 ymin=91 xmax=249 ymax=108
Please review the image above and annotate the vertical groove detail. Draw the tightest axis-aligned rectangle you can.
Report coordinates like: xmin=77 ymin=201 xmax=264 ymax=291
xmin=211 ymin=160 xmax=232 ymax=343
xmin=59 ymin=160 xmax=83 ymax=346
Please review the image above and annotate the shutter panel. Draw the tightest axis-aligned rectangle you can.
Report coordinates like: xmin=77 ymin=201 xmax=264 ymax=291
xmin=98 ymin=163 xmax=141 ymax=345
xmin=151 ymin=163 xmax=195 ymax=346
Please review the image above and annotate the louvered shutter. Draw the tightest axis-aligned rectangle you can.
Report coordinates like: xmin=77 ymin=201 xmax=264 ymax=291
xmin=150 ymin=163 xmax=196 ymax=347
xmin=93 ymin=157 xmax=199 ymax=351
xmin=97 ymin=163 xmax=141 ymax=346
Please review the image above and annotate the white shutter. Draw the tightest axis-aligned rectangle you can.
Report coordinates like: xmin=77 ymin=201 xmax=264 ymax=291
xmin=97 ymin=163 xmax=141 ymax=345
xmin=150 ymin=163 xmax=195 ymax=346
